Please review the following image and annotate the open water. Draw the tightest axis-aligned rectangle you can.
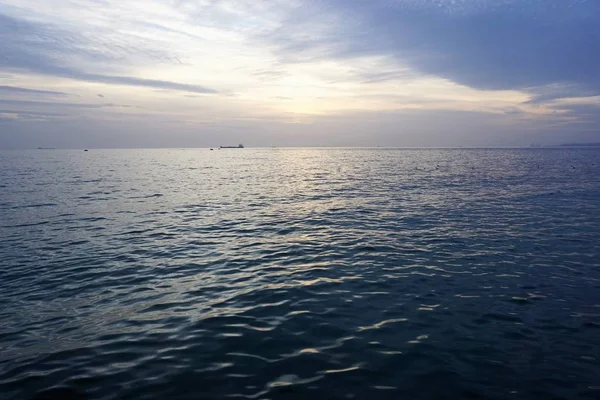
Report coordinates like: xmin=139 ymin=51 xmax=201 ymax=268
xmin=1 ymin=148 xmax=599 ymax=399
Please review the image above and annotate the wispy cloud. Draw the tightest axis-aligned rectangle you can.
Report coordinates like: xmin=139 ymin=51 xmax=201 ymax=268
xmin=0 ymin=99 xmax=138 ymax=109
xmin=65 ymin=71 xmax=216 ymax=94
xmin=0 ymin=85 xmax=68 ymax=96
xmin=0 ymin=108 xmax=68 ymax=122
xmin=524 ymin=84 xmax=600 ymax=105
xmin=0 ymin=12 xmax=217 ymax=94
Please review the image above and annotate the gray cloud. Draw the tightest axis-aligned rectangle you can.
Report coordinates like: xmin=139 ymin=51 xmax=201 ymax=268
xmin=503 ymin=107 xmax=525 ymax=115
xmin=4 ymin=107 xmax=595 ymax=149
xmin=0 ymin=13 xmax=217 ymax=94
xmin=0 ymin=109 xmax=67 ymax=116
xmin=264 ymin=1 xmax=600 ymax=102
xmin=67 ymin=71 xmax=216 ymax=93
xmin=554 ymin=102 xmax=600 ymax=121
xmin=0 ymin=85 xmax=68 ymax=96
xmin=525 ymin=85 xmax=600 ymax=105
xmin=0 ymin=99 xmax=137 ymax=109
xmin=0 ymin=108 xmax=69 ymax=123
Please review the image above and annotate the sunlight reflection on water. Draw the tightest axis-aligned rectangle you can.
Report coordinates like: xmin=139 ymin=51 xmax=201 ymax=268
xmin=1 ymin=148 xmax=599 ymax=399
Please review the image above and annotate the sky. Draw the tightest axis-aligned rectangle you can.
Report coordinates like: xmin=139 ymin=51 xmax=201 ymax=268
xmin=1 ymin=0 xmax=599 ymax=148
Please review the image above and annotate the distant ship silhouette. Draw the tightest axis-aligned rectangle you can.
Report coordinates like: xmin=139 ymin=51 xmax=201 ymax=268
xmin=219 ymin=144 xmax=244 ymax=149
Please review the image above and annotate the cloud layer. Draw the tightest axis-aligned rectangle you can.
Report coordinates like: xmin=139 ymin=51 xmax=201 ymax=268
xmin=264 ymin=0 xmax=600 ymax=99
xmin=0 ymin=12 xmax=216 ymax=94
xmin=1 ymin=0 xmax=599 ymax=148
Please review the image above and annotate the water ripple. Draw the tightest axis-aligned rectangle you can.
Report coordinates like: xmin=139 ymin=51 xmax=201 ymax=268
xmin=1 ymin=148 xmax=599 ymax=399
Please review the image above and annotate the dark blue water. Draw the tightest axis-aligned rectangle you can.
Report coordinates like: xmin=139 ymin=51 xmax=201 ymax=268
xmin=1 ymin=148 xmax=599 ymax=399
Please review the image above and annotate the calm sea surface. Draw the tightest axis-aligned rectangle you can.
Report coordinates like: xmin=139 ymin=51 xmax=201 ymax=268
xmin=1 ymin=148 xmax=599 ymax=399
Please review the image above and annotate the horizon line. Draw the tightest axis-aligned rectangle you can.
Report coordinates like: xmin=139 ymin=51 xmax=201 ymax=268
xmin=3 ymin=145 xmax=600 ymax=151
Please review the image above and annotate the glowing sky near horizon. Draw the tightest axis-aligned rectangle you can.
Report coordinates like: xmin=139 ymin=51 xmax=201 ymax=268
xmin=1 ymin=0 xmax=599 ymax=148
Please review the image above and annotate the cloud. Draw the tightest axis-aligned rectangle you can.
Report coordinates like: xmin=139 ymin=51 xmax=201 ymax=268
xmin=503 ymin=107 xmax=525 ymax=115
xmin=524 ymin=84 xmax=600 ymax=105
xmin=0 ymin=108 xmax=68 ymax=122
xmin=0 ymin=12 xmax=217 ymax=94
xmin=553 ymin=101 xmax=600 ymax=124
xmin=1 ymin=0 xmax=598 ymax=148
xmin=264 ymin=0 xmax=600 ymax=101
xmin=66 ymin=71 xmax=217 ymax=93
xmin=0 ymin=99 xmax=138 ymax=109
xmin=0 ymin=109 xmax=66 ymax=116
xmin=0 ymin=85 xmax=68 ymax=96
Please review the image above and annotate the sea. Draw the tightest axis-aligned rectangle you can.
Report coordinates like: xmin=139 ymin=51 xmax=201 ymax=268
xmin=1 ymin=148 xmax=599 ymax=400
